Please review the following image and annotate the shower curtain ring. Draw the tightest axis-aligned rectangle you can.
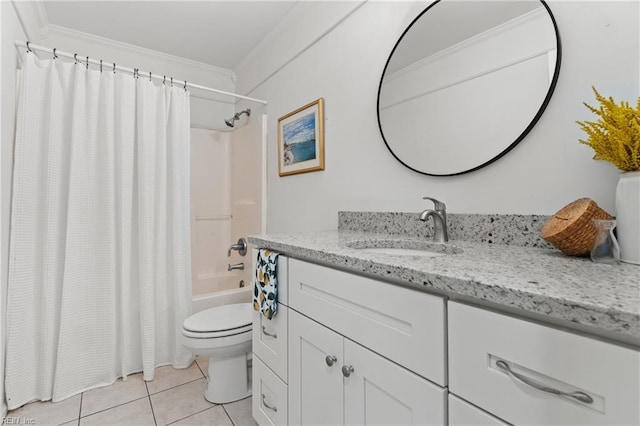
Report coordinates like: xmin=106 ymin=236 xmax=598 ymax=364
xmin=113 ymin=63 xmax=116 ymax=74
xmin=53 ymin=48 xmax=58 ymax=59
xmin=171 ymin=77 xmax=173 ymax=87
xmin=184 ymin=81 xmax=187 ymax=91
xmin=86 ymin=56 xmax=89 ymax=70
xmin=100 ymin=60 xmax=103 ymax=72
xmin=163 ymin=75 xmax=166 ymax=85
xmin=74 ymin=53 xmax=78 ymax=64
xmin=26 ymin=41 xmax=32 ymax=53
xmin=149 ymin=72 xmax=152 ymax=82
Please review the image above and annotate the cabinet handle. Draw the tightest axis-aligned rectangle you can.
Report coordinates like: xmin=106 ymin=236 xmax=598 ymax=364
xmin=261 ymin=326 xmax=278 ymax=338
xmin=325 ymin=355 xmax=337 ymax=367
xmin=496 ymin=360 xmax=593 ymax=404
xmin=261 ymin=394 xmax=278 ymax=412
xmin=342 ymin=365 xmax=354 ymax=377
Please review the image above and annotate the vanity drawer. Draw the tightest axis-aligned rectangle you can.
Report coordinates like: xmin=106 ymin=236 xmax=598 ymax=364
xmin=449 ymin=394 xmax=509 ymax=426
xmin=252 ymin=355 xmax=288 ymax=426
xmin=253 ymin=306 xmax=288 ymax=382
xmin=449 ymin=302 xmax=640 ymax=425
xmin=288 ymin=258 xmax=446 ymax=385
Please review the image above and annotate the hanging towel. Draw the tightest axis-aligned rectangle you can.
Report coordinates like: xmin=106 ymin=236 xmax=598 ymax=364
xmin=253 ymin=249 xmax=280 ymax=319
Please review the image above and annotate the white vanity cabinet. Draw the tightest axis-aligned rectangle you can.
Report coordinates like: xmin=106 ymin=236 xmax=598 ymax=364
xmin=251 ymin=248 xmax=640 ymax=426
xmin=289 ymin=309 xmax=446 ymax=425
xmin=448 ymin=302 xmax=640 ymax=426
xmin=252 ymin=253 xmax=290 ymax=426
xmin=287 ymin=259 xmax=447 ymax=425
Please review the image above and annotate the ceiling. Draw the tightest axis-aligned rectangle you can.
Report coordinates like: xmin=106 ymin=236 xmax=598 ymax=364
xmin=42 ymin=1 xmax=299 ymax=70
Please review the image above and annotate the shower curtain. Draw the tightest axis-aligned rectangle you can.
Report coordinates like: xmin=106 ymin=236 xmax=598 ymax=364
xmin=5 ymin=52 xmax=193 ymax=409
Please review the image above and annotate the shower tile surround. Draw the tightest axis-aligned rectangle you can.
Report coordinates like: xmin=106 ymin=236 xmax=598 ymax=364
xmin=249 ymin=211 xmax=640 ymax=345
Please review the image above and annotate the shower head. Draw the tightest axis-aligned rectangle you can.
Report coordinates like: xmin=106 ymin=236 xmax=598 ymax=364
xmin=224 ymin=109 xmax=251 ymax=128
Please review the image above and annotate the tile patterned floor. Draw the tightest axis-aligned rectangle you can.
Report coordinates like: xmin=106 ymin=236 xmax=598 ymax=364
xmin=7 ymin=358 xmax=258 ymax=426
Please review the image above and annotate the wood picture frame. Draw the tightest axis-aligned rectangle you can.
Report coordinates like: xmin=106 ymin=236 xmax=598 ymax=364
xmin=277 ymin=98 xmax=325 ymax=176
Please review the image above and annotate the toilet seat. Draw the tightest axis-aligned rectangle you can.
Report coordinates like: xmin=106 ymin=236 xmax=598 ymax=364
xmin=182 ymin=325 xmax=252 ymax=339
xmin=182 ymin=303 xmax=252 ymax=339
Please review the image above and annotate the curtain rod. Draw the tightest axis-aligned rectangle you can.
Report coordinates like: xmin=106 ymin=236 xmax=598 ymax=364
xmin=15 ymin=40 xmax=268 ymax=105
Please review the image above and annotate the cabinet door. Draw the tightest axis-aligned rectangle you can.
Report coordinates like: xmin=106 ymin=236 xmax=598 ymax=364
xmin=289 ymin=310 xmax=343 ymax=425
xmin=343 ymin=339 xmax=446 ymax=426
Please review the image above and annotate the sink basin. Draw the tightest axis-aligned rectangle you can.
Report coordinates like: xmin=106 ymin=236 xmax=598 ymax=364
xmin=356 ymin=247 xmax=446 ymax=257
xmin=346 ymin=239 xmax=462 ymax=257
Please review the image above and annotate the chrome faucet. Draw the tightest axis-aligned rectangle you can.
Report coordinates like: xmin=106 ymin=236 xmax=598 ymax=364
xmin=419 ymin=197 xmax=449 ymax=243
xmin=228 ymin=262 xmax=245 ymax=271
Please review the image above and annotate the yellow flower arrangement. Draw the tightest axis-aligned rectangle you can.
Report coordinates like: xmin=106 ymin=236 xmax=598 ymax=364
xmin=577 ymin=87 xmax=640 ymax=172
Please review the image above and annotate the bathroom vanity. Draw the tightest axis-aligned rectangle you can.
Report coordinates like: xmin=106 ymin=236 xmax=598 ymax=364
xmin=249 ymin=215 xmax=639 ymax=425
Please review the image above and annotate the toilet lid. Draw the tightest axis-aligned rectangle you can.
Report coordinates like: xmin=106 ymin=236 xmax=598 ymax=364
xmin=183 ymin=303 xmax=252 ymax=333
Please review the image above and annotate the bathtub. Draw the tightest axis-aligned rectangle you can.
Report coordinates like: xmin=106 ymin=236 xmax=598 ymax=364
xmin=192 ymin=274 xmax=252 ymax=313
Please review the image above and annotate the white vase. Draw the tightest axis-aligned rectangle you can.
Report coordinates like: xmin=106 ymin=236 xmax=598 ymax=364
xmin=615 ymin=171 xmax=640 ymax=264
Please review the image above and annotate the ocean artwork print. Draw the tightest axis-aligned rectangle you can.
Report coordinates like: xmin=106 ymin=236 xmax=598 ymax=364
xmin=278 ymin=97 xmax=324 ymax=176
xmin=282 ymin=112 xmax=316 ymax=165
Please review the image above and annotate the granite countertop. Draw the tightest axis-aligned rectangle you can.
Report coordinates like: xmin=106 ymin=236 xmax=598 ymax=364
xmin=249 ymin=230 xmax=640 ymax=345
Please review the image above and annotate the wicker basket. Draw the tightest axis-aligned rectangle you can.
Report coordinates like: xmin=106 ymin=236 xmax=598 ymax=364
xmin=541 ymin=198 xmax=614 ymax=256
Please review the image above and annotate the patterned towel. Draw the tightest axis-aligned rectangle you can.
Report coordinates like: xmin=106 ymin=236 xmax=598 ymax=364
xmin=253 ymin=249 xmax=280 ymax=319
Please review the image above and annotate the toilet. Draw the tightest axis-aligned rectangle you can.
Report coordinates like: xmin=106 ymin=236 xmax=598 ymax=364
xmin=181 ymin=302 xmax=252 ymax=404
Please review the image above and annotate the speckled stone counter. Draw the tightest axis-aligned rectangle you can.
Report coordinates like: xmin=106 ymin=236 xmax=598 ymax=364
xmin=338 ymin=211 xmax=553 ymax=248
xmin=249 ymin=230 xmax=640 ymax=345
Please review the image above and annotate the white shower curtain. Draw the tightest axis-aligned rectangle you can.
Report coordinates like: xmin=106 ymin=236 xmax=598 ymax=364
xmin=5 ymin=52 xmax=193 ymax=409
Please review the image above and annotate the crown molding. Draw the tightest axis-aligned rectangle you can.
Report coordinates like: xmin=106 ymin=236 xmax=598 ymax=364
xmin=31 ymin=1 xmax=50 ymax=39
xmin=45 ymin=24 xmax=236 ymax=81
xmin=235 ymin=0 xmax=365 ymax=96
xmin=10 ymin=0 xmax=45 ymax=42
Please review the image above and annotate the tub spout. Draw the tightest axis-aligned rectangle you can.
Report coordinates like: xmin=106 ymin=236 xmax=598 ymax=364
xmin=228 ymin=262 xmax=245 ymax=271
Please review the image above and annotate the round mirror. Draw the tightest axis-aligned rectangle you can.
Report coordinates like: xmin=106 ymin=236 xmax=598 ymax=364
xmin=377 ymin=0 xmax=561 ymax=176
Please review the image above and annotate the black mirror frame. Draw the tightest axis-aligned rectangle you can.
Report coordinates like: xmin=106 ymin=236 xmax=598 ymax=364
xmin=376 ymin=0 xmax=562 ymax=177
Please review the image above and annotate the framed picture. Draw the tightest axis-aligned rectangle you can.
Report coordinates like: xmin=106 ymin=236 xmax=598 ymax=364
xmin=277 ymin=98 xmax=325 ymax=176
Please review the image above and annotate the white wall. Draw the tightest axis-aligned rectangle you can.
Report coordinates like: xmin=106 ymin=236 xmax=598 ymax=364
xmin=235 ymin=1 xmax=639 ymax=233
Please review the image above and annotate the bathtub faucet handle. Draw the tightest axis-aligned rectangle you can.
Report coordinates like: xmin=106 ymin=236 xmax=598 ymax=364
xmin=227 ymin=238 xmax=247 ymax=257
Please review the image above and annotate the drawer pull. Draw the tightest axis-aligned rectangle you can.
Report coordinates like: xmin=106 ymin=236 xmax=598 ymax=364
xmin=261 ymin=394 xmax=278 ymax=412
xmin=325 ymin=355 xmax=338 ymax=366
xmin=496 ymin=360 xmax=593 ymax=404
xmin=261 ymin=326 xmax=278 ymax=338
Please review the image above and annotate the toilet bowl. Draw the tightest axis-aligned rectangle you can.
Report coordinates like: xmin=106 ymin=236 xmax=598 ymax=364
xmin=181 ymin=302 xmax=252 ymax=404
